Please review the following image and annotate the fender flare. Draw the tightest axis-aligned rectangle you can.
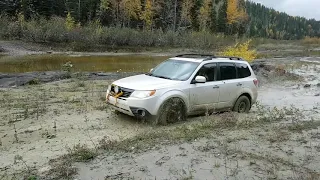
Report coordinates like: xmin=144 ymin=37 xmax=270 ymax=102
xmin=234 ymin=88 xmax=254 ymax=106
xmin=154 ymin=90 xmax=189 ymax=115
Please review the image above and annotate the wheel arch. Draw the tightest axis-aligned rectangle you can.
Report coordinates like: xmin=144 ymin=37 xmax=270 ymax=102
xmin=154 ymin=90 xmax=189 ymax=115
xmin=233 ymin=93 xmax=252 ymax=113
xmin=234 ymin=87 xmax=254 ymax=105
xmin=240 ymin=93 xmax=252 ymax=104
xmin=233 ymin=92 xmax=252 ymax=110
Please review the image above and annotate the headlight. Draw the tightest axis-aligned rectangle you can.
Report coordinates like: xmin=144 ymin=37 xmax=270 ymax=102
xmin=130 ymin=90 xmax=156 ymax=99
xmin=114 ymin=85 xmax=119 ymax=94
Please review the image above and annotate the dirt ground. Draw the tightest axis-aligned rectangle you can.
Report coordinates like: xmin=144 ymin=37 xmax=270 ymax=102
xmin=0 ymin=57 xmax=320 ymax=180
xmin=74 ymin=58 xmax=320 ymax=180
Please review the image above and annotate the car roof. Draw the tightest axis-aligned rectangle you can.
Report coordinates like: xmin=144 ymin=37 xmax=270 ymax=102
xmin=170 ymin=57 xmax=207 ymax=62
xmin=169 ymin=54 xmax=248 ymax=64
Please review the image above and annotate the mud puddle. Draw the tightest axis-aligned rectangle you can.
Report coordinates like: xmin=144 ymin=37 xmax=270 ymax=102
xmin=0 ymin=54 xmax=168 ymax=73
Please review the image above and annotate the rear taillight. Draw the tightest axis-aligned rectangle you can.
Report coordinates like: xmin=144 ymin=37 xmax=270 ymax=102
xmin=253 ymin=79 xmax=259 ymax=87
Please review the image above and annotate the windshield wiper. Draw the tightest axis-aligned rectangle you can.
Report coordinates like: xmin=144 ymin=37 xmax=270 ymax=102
xmin=153 ymin=75 xmax=172 ymax=80
xmin=146 ymin=73 xmax=172 ymax=80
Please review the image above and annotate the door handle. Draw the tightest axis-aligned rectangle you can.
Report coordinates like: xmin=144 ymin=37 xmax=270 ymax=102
xmin=237 ymin=83 xmax=243 ymax=86
xmin=213 ymin=85 xmax=219 ymax=89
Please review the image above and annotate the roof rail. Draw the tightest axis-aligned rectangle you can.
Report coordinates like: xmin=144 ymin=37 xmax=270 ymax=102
xmin=175 ymin=54 xmax=243 ymax=61
xmin=175 ymin=54 xmax=215 ymax=61
xmin=214 ymin=56 xmax=243 ymax=60
xmin=175 ymin=54 xmax=215 ymax=57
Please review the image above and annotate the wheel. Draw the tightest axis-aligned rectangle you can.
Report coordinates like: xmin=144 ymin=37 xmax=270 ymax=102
xmin=155 ymin=98 xmax=187 ymax=125
xmin=233 ymin=96 xmax=251 ymax=113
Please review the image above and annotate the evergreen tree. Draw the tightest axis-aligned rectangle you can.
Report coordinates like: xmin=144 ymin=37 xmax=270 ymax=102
xmin=216 ymin=0 xmax=227 ymax=33
xmin=210 ymin=5 xmax=217 ymax=32
xmin=1 ymin=0 xmax=319 ymax=39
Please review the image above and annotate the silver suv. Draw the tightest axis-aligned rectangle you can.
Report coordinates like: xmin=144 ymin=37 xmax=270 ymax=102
xmin=106 ymin=54 xmax=258 ymax=125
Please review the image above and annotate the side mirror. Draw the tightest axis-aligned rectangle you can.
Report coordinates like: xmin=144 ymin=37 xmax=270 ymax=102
xmin=194 ymin=76 xmax=206 ymax=83
xmin=150 ymin=68 xmax=153 ymax=72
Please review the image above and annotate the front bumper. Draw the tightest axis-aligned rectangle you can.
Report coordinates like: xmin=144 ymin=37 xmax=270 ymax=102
xmin=107 ymin=96 xmax=134 ymax=116
xmin=106 ymin=95 xmax=158 ymax=117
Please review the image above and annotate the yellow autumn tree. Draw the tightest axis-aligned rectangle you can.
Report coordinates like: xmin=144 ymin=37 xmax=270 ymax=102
xmin=221 ymin=40 xmax=257 ymax=62
xmin=120 ymin=0 xmax=142 ymax=21
xmin=181 ymin=0 xmax=193 ymax=26
xmin=140 ymin=0 xmax=153 ymax=30
xmin=227 ymin=0 xmax=247 ymax=24
xmin=65 ymin=12 xmax=76 ymax=30
xmin=198 ymin=0 xmax=212 ymax=31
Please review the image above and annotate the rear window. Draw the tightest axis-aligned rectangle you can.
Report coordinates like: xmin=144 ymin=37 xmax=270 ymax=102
xmin=236 ymin=63 xmax=251 ymax=78
xmin=219 ymin=63 xmax=237 ymax=80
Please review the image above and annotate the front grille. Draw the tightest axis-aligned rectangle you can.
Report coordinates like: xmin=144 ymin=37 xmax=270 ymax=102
xmin=111 ymin=85 xmax=134 ymax=98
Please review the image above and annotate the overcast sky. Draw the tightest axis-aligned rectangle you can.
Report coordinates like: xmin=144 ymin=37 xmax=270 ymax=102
xmin=249 ymin=0 xmax=320 ymax=20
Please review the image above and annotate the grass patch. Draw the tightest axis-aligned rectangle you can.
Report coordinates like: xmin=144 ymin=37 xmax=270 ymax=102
xmin=302 ymin=37 xmax=320 ymax=45
xmin=266 ymin=130 xmax=290 ymax=143
xmin=287 ymin=120 xmax=320 ymax=133
xmin=47 ymin=157 xmax=77 ymax=180
xmin=98 ymin=109 xmax=294 ymax=153
xmin=67 ymin=144 xmax=97 ymax=162
xmin=100 ymin=114 xmax=241 ymax=153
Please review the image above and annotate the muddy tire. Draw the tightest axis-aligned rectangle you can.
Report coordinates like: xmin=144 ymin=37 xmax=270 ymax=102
xmin=154 ymin=98 xmax=187 ymax=125
xmin=233 ymin=96 xmax=251 ymax=113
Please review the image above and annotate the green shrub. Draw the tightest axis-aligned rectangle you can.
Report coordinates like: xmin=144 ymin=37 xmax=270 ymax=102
xmin=44 ymin=17 xmax=68 ymax=42
xmin=0 ymin=15 xmax=22 ymax=39
xmin=0 ymin=16 xmax=240 ymax=50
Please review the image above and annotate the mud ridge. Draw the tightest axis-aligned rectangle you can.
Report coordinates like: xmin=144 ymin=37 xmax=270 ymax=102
xmin=0 ymin=71 xmax=140 ymax=88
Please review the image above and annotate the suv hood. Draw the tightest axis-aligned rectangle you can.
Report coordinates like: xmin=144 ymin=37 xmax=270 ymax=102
xmin=113 ymin=74 xmax=182 ymax=90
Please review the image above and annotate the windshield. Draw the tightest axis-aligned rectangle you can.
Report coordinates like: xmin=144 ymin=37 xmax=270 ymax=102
xmin=147 ymin=59 xmax=200 ymax=81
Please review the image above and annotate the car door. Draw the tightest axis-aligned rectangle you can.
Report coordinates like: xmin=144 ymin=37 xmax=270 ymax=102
xmin=217 ymin=62 xmax=241 ymax=108
xmin=189 ymin=63 xmax=223 ymax=112
xmin=236 ymin=62 xmax=254 ymax=89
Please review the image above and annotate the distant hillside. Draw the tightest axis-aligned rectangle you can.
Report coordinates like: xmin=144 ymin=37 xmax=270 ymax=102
xmin=0 ymin=0 xmax=319 ymax=40
xmin=245 ymin=1 xmax=320 ymax=39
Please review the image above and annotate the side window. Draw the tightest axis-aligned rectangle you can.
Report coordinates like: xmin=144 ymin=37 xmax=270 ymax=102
xmin=236 ymin=63 xmax=251 ymax=78
xmin=195 ymin=63 xmax=217 ymax=82
xmin=219 ymin=63 xmax=237 ymax=80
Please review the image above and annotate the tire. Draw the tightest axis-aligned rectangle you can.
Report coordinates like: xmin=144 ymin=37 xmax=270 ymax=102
xmin=233 ymin=96 xmax=251 ymax=113
xmin=155 ymin=98 xmax=187 ymax=125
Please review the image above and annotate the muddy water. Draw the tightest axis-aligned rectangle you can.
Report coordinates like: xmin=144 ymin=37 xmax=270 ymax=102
xmin=0 ymin=55 xmax=169 ymax=73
